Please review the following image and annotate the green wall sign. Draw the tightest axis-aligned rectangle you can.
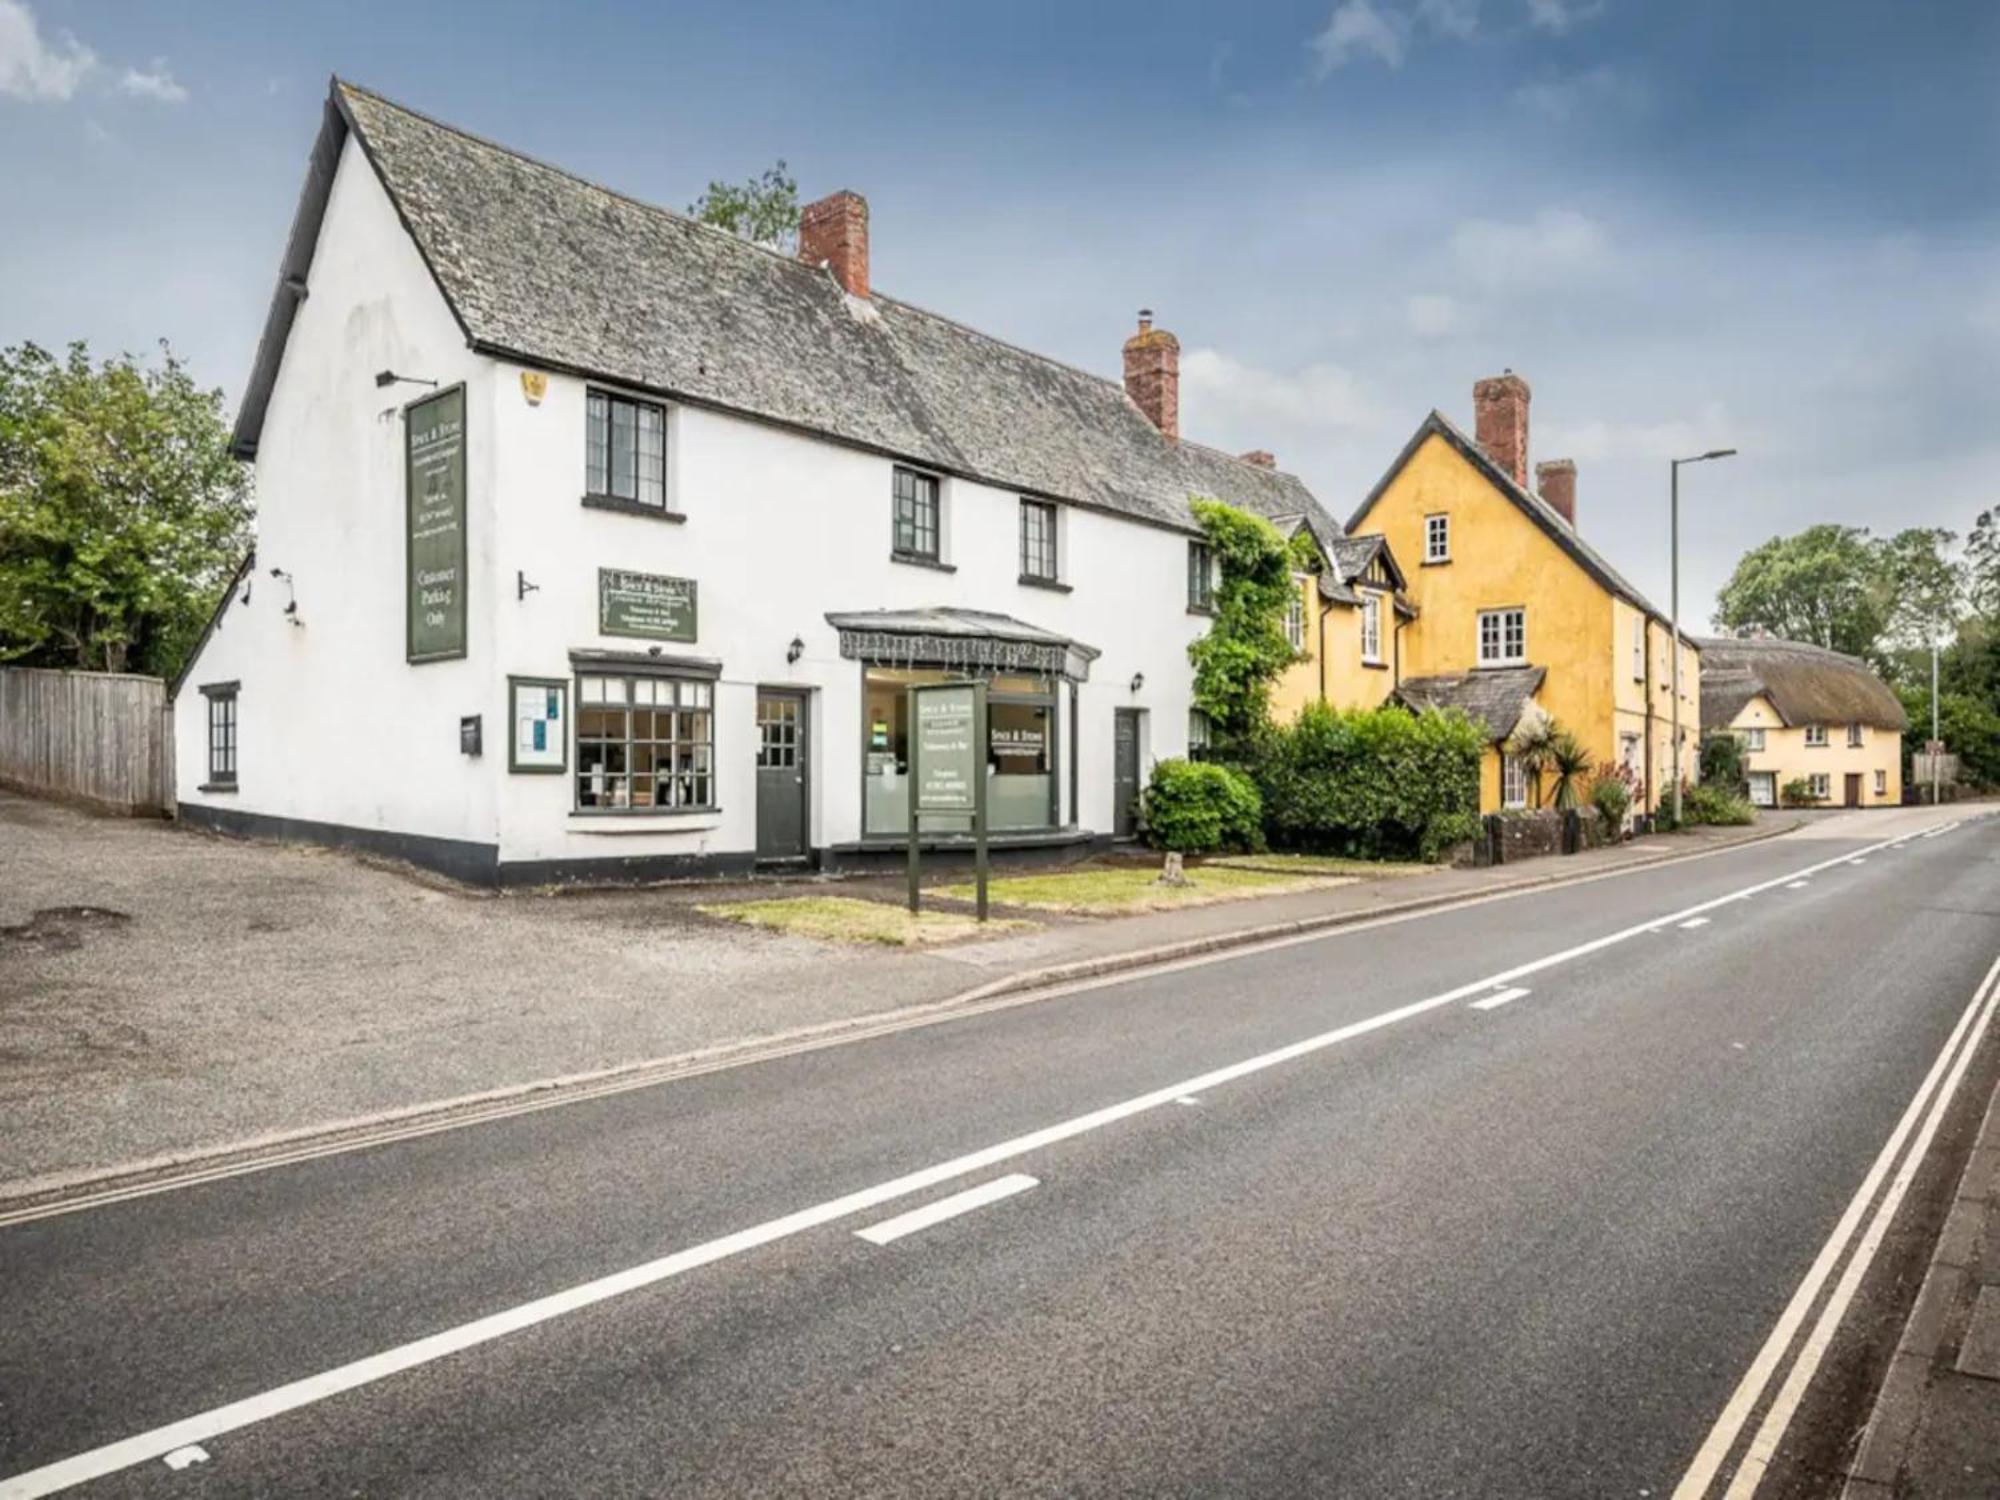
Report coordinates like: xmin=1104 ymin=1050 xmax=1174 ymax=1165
xmin=405 ymin=385 xmax=467 ymax=663
xmin=599 ymin=568 xmax=697 ymax=642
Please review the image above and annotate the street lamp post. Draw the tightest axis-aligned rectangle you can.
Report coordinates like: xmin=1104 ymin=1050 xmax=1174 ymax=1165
xmin=1670 ymin=448 xmax=1738 ymax=827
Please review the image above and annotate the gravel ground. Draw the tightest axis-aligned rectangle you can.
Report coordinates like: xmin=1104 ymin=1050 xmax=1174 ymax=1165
xmin=0 ymin=791 xmax=988 ymax=1189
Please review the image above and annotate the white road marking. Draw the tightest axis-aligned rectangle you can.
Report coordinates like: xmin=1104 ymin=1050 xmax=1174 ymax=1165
xmin=1785 ymin=882 xmax=1809 ymax=891
xmin=160 ymin=1447 xmax=207 ymax=1471
xmin=855 ymin=1175 xmax=1039 ymax=1246
xmin=1848 ymin=858 xmax=1867 ymax=866
xmin=1174 ymin=1096 xmax=1202 ymax=1106
xmin=1470 ymin=987 xmax=1532 ymax=1012
xmin=1680 ymin=917 xmax=1712 ymax=930
xmin=0 ymin=830 xmax=1917 ymax=1500
xmin=1672 ymin=953 xmax=2000 ymax=1500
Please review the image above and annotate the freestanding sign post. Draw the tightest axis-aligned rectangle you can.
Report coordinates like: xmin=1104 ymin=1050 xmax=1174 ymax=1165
xmin=907 ymin=681 xmax=989 ymax=921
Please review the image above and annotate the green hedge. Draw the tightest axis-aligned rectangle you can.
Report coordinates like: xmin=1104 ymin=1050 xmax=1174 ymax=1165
xmin=1683 ymin=783 xmax=1756 ymax=825
xmin=1142 ymin=759 xmax=1264 ymax=853
xmin=1254 ymin=704 xmax=1485 ymax=862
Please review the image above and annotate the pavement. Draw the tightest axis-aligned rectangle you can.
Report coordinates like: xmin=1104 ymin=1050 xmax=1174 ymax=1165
xmin=1 ymin=785 xmax=1799 ymax=1201
xmin=0 ymin=802 xmax=1993 ymax=1497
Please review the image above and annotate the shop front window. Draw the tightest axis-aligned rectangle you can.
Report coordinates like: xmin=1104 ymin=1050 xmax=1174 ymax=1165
xmin=862 ymin=666 xmax=1059 ymax=837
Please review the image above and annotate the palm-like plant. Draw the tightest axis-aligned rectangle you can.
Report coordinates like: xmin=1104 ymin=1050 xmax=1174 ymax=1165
xmin=1507 ymin=717 xmax=1555 ymax=808
xmin=1547 ymin=730 xmax=1594 ymax=811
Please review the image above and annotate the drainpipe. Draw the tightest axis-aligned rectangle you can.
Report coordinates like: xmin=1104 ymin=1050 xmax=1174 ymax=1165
xmin=1393 ymin=609 xmax=1410 ymax=690
xmin=1317 ymin=598 xmax=1330 ymax=705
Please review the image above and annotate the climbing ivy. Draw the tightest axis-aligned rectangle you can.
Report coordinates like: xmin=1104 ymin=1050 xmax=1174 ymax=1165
xmin=1186 ymin=498 xmax=1312 ymax=746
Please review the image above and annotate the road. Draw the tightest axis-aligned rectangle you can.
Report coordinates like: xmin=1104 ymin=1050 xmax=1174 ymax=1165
xmin=2 ymin=808 xmax=1996 ymax=1498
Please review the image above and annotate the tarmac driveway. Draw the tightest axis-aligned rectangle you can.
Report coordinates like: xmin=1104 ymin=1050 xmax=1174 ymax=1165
xmin=0 ymin=791 xmax=986 ymax=1192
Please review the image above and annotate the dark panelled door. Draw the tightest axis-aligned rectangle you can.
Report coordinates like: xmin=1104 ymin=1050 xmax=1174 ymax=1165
xmin=756 ymin=692 xmax=808 ymax=860
xmin=1845 ymin=772 xmax=1863 ymax=808
xmin=1113 ymin=709 xmax=1141 ymax=839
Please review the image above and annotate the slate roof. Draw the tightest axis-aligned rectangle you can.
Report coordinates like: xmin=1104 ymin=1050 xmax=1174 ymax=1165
xmin=233 ymin=80 xmax=1334 ymax=542
xmin=1347 ymin=411 xmax=1684 ymax=633
xmin=1696 ymin=637 xmax=1907 ymax=732
xmin=1394 ymin=665 xmax=1549 ymax=743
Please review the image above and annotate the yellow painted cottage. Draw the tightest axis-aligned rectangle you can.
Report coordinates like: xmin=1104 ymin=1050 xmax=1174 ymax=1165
xmin=1272 ymin=372 xmax=1700 ymax=815
xmin=1698 ymin=637 xmax=1906 ymax=807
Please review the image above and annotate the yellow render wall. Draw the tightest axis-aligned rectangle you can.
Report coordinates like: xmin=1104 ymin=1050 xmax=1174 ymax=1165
xmin=1270 ymin=579 xmax=1397 ymax=719
xmin=1732 ymin=694 xmax=1902 ymax=806
xmin=1365 ymin=434 xmax=1616 ymax=765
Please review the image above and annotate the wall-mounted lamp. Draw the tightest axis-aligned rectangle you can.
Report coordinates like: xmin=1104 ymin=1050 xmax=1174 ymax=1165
xmin=786 ymin=636 xmax=805 ymax=665
xmin=517 ymin=570 xmax=540 ymax=602
xmin=374 ymin=370 xmax=439 ymax=390
xmin=268 ymin=567 xmax=302 ymax=628
xmin=1129 ymin=672 xmax=1145 ymax=694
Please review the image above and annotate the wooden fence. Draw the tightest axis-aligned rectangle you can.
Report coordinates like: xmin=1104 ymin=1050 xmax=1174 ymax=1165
xmin=0 ymin=667 xmax=174 ymax=815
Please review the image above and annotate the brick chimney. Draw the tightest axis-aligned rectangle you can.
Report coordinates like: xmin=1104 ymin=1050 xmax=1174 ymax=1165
xmin=1123 ymin=310 xmax=1179 ymax=442
xmin=1473 ymin=371 xmax=1531 ymax=489
xmin=1536 ymin=458 xmax=1577 ymax=527
xmin=1240 ymin=450 xmax=1276 ymax=469
xmin=799 ymin=190 xmax=869 ymax=299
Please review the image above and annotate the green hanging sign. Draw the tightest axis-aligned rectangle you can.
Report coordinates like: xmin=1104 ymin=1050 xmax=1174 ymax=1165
xmin=405 ymin=385 xmax=467 ymax=663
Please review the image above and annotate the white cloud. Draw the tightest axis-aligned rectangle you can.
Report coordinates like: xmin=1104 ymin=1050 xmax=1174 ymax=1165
xmin=118 ymin=60 xmax=186 ymax=104
xmin=1416 ymin=0 xmax=1481 ymax=40
xmin=1405 ymin=292 xmax=1460 ymax=339
xmin=1539 ymin=402 xmax=1737 ymax=464
xmin=1526 ymin=0 xmax=1605 ymax=34
xmin=0 ymin=0 xmax=96 ymax=101
xmin=1310 ymin=0 xmax=1405 ymax=74
xmin=1180 ymin=348 xmax=1382 ymax=447
xmin=1450 ymin=207 xmax=1610 ymax=284
xmin=1512 ymin=64 xmax=1649 ymax=122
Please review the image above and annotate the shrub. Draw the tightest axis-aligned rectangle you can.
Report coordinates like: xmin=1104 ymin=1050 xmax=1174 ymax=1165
xmin=1684 ymin=783 xmax=1756 ymax=825
xmin=1256 ymin=703 xmax=1484 ymax=862
xmin=1546 ymin=729 xmax=1593 ymax=811
xmin=1590 ymin=771 xmax=1633 ymax=837
xmin=1142 ymin=758 xmax=1264 ymax=854
xmin=1700 ymin=732 xmax=1748 ymax=791
xmin=1781 ymin=776 xmax=1818 ymax=807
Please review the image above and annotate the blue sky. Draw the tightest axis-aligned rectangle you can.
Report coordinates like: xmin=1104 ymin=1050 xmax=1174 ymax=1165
xmin=3 ymin=0 xmax=1995 ymax=622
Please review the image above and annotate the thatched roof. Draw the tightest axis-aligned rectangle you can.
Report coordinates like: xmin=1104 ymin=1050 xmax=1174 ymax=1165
xmin=1697 ymin=637 xmax=1907 ymax=731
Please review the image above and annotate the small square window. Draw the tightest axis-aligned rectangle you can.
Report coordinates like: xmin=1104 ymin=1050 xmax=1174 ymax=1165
xmin=586 ymin=390 xmax=668 ymax=509
xmin=1478 ymin=607 xmax=1526 ymax=666
xmin=1425 ymin=513 xmax=1450 ymax=563
xmin=1805 ymin=724 xmax=1828 ymax=747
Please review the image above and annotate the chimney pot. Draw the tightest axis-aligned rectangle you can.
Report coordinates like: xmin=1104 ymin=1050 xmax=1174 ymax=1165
xmin=1536 ymin=458 xmax=1577 ymax=527
xmin=799 ymin=190 xmax=869 ymax=300
xmin=1472 ymin=371 xmax=1532 ymax=489
xmin=1240 ymin=450 xmax=1276 ymax=469
xmin=1123 ymin=311 xmax=1180 ymax=442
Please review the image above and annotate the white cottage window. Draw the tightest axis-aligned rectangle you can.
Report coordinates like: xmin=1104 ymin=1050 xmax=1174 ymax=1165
xmin=1478 ymin=607 xmax=1526 ymax=666
xmin=1360 ymin=593 xmax=1383 ymax=664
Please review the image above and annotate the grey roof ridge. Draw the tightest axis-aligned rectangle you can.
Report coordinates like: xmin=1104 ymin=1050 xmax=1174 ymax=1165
xmin=330 ymin=76 xmax=1319 ymax=514
xmin=1347 ymin=405 xmax=1683 ymax=633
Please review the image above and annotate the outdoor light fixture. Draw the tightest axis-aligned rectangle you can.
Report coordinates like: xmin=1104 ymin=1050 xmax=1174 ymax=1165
xmin=374 ymin=370 xmax=439 ymax=390
xmin=517 ymin=570 xmax=540 ymax=602
xmin=1129 ymin=672 xmax=1145 ymax=694
xmin=267 ymin=567 xmax=302 ymax=628
xmin=786 ymin=636 xmax=805 ymax=664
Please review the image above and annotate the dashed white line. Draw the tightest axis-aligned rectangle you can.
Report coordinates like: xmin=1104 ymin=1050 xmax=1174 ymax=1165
xmin=1680 ymin=917 xmax=1712 ymax=930
xmin=1785 ymin=882 xmax=1809 ymax=891
xmin=0 ymin=830 xmax=1914 ymax=1500
xmin=1470 ymin=986 xmax=1533 ymax=1012
xmin=855 ymin=1175 xmax=1040 ymax=1246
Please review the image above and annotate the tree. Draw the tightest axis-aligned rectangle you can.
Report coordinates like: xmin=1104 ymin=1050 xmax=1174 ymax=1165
xmin=688 ymin=161 xmax=800 ymax=252
xmin=0 ymin=341 xmax=251 ymax=677
xmin=1967 ymin=509 xmax=2000 ymax=621
xmin=1185 ymin=499 xmax=1306 ymax=746
xmin=1713 ymin=524 xmax=1887 ymax=659
xmin=1873 ymin=526 xmax=1964 ymax=657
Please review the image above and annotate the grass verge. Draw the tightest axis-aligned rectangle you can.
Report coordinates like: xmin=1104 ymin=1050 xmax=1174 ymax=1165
xmin=937 ymin=864 xmax=1331 ymax=915
xmin=700 ymin=896 xmax=1029 ymax=947
xmin=1205 ymin=852 xmax=1434 ymax=878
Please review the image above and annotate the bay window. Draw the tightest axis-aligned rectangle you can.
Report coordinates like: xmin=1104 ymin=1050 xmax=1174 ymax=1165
xmin=575 ymin=670 xmax=714 ymax=811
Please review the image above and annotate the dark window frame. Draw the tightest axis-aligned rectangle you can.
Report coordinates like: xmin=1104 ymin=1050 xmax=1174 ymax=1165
xmin=892 ymin=466 xmax=942 ymax=562
xmin=585 ymin=388 xmax=671 ymax=514
xmin=1019 ymin=498 xmax=1060 ymax=582
xmin=200 ymin=681 xmax=238 ymax=789
xmin=1187 ymin=540 xmax=1215 ymax=612
xmin=572 ymin=666 xmax=717 ymax=815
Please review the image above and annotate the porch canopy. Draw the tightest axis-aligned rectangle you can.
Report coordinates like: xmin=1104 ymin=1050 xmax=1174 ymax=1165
xmin=826 ymin=607 xmax=1099 ymax=682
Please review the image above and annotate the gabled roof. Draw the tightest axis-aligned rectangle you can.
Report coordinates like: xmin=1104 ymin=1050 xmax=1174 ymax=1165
xmin=1394 ymin=665 xmax=1549 ymax=744
xmin=1346 ymin=410 xmax=1681 ymax=632
xmin=1696 ymin=637 xmax=1907 ymax=732
xmin=234 ymin=79 xmax=1336 ymax=543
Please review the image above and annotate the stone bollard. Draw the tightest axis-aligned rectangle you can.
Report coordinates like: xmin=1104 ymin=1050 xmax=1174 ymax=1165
xmin=1158 ymin=851 xmax=1188 ymax=886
